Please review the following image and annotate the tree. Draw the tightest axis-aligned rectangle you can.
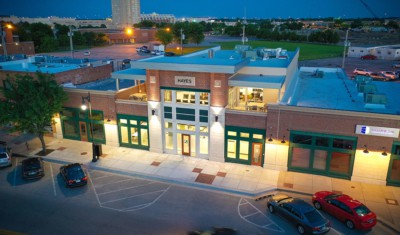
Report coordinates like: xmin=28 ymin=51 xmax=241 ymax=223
xmin=156 ymin=29 xmax=173 ymax=48
xmin=0 ymin=73 xmax=68 ymax=154
xmin=386 ymin=20 xmax=399 ymax=29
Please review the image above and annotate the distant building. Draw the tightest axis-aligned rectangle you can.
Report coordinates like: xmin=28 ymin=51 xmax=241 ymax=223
xmin=0 ymin=15 xmax=112 ymax=28
xmin=140 ymin=13 xmax=175 ymax=24
xmin=348 ymin=44 xmax=400 ymax=60
xmin=0 ymin=23 xmax=34 ymax=59
xmin=111 ymin=0 xmax=141 ymax=29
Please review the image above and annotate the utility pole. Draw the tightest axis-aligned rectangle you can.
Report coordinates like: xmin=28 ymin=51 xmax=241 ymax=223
xmin=68 ymin=25 xmax=74 ymax=58
xmin=180 ymin=28 xmax=184 ymax=55
xmin=342 ymin=29 xmax=349 ymax=69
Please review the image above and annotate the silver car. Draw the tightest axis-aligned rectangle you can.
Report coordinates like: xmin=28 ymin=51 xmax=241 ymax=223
xmin=0 ymin=141 xmax=12 ymax=168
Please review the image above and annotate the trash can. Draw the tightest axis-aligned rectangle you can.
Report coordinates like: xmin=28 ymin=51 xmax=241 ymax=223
xmin=92 ymin=143 xmax=102 ymax=157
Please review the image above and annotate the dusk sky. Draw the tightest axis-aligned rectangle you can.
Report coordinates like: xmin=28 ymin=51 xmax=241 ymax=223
xmin=1 ymin=0 xmax=399 ymax=19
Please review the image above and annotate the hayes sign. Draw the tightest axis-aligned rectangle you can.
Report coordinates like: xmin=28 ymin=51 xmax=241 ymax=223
xmin=175 ymin=76 xmax=195 ymax=86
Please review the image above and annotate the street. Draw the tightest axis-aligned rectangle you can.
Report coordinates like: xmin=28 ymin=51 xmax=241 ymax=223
xmin=0 ymin=157 xmax=396 ymax=235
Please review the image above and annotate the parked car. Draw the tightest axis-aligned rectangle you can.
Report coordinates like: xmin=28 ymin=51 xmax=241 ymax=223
xmin=361 ymin=55 xmax=377 ymax=60
xmin=392 ymin=63 xmax=400 ymax=68
xmin=369 ymin=72 xmax=386 ymax=81
xmin=151 ymin=50 xmax=164 ymax=55
xmin=267 ymin=194 xmax=330 ymax=234
xmin=22 ymin=157 xmax=45 ymax=180
xmin=136 ymin=46 xmax=149 ymax=53
xmin=312 ymin=191 xmax=377 ymax=230
xmin=0 ymin=141 xmax=12 ymax=168
xmin=164 ymin=52 xmax=175 ymax=57
xmin=353 ymin=68 xmax=372 ymax=76
xmin=380 ymin=71 xmax=397 ymax=80
xmin=83 ymin=51 xmax=91 ymax=56
xmin=60 ymin=163 xmax=88 ymax=187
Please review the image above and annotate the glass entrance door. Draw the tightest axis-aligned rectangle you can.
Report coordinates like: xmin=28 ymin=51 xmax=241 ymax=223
xmin=251 ymin=142 xmax=263 ymax=166
xmin=79 ymin=121 xmax=88 ymax=141
xmin=182 ymin=134 xmax=191 ymax=156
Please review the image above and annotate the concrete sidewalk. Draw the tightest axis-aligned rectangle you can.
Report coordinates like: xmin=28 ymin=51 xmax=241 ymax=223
xmin=2 ymin=131 xmax=400 ymax=233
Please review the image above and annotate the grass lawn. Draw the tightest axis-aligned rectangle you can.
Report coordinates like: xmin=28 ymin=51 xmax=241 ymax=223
xmin=210 ymin=41 xmax=344 ymax=61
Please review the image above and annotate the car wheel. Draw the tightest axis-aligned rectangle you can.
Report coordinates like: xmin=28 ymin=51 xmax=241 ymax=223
xmin=345 ymin=220 xmax=355 ymax=230
xmin=268 ymin=204 xmax=275 ymax=214
xmin=313 ymin=201 xmax=322 ymax=210
xmin=297 ymin=225 xmax=305 ymax=234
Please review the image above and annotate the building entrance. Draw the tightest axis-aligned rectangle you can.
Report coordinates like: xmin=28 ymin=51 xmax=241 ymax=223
xmin=182 ymin=134 xmax=191 ymax=156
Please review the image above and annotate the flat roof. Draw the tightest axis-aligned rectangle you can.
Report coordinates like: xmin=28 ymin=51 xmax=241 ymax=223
xmin=282 ymin=67 xmax=400 ymax=115
xmin=0 ymin=60 xmax=82 ymax=73
xmin=111 ymin=68 xmax=146 ymax=80
xmin=63 ymin=78 xmax=134 ymax=91
xmin=229 ymin=74 xmax=285 ymax=89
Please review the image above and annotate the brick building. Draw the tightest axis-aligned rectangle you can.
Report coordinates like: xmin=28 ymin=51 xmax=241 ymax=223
xmin=1 ymin=46 xmax=399 ymax=187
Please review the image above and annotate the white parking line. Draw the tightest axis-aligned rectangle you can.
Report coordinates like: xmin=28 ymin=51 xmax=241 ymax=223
xmin=123 ymin=185 xmax=171 ymax=212
xmin=94 ymin=178 xmax=134 ymax=187
xmin=12 ymin=157 xmax=18 ymax=187
xmin=50 ymin=163 xmax=57 ymax=196
xmin=238 ymin=198 xmax=285 ymax=233
xmin=96 ymin=181 xmax=156 ymax=195
xmin=101 ymin=189 xmax=167 ymax=204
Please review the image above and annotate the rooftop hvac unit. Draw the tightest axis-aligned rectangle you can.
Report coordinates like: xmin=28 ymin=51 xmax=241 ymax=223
xmin=365 ymin=93 xmax=387 ymax=105
xmin=355 ymin=75 xmax=372 ymax=84
xmin=357 ymin=84 xmax=377 ymax=94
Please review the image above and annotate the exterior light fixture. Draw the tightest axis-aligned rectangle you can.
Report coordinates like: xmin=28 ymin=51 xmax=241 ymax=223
xmin=215 ymin=115 xmax=218 ymax=122
xmin=152 ymin=109 xmax=156 ymax=116
xmin=281 ymin=136 xmax=286 ymax=144
xmin=268 ymin=134 xmax=273 ymax=142
xmin=107 ymin=116 xmax=111 ymax=122
xmin=363 ymin=145 xmax=369 ymax=154
xmin=382 ymin=147 xmax=387 ymax=156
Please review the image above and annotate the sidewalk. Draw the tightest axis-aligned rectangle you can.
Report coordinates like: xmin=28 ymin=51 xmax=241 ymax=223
xmin=3 ymin=131 xmax=400 ymax=233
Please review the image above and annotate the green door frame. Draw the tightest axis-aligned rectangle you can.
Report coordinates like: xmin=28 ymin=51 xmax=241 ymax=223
xmin=224 ymin=126 xmax=265 ymax=165
xmin=117 ymin=114 xmax=149 ymax=150
xmin=387 ymin=141 xmax=400 ymax=186
xmin=288 ymin=131 xmax=356 ymax=180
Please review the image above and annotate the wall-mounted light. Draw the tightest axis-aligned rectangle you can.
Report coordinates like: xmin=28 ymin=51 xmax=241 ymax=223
xmin=363 ymin=145 xmax=369 ymax=154
xmin=152 ymin=109 xmax=156 ymax=116
xmin=281 ymin=136 xmax=286 ymax=144
xmin=382 ymin=147 xmax=387 ymax=156
xmin=107 ymin=116 xmax=111 ymax=122
xmin=215 ymin=115 xmax=218 ymax=122
xmin=268 ymin=134 xmax=273 ymax=142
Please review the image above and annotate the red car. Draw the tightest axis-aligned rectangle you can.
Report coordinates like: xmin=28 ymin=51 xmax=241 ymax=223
xmin=361 ymin=55 xmax=377 ymax=60
xmin=312 ymin=191 xmax=376 ymax=230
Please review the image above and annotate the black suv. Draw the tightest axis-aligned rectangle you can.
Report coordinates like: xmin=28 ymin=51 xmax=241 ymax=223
xmin=22 ymin=157 xmax=45 ymax=179
xmin=60 ymin=163 xmax=88 ymax=187
xmin=267 ymin=194 xmax=330 ymax=234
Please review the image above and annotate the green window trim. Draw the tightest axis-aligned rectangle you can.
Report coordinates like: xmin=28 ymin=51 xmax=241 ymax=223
xmin=160 ymin=86 xmax=210 ymax=93
xmin=386 ymin=141 xmax=400 ymax=186
xmin=117 ymin=114 xmax=149 ymax=150
xmin=224 ymin=126 xmax=265 ymax=165
xmin=288 ymin=131 xmax=356 ymax=180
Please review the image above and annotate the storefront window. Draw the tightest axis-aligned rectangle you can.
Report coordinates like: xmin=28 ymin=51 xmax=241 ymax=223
xmin=177 ymin=123 xmax=195 ymax=131
xmin=141 ymin=129 xmax=148 ymax=146
xmin=92 ymin=123 xmax=105 ymax=140
xmin=176 ymin=91 xmax=196 ymax=104
xmin=240 ymin=133 xmax=250 ymax=138
xmin=292 ymin=134 xmax=312 ymax=145
xmin=228 ymin=131 xmax=237 ymax=136
xmin=130 ymin=120 xmax=137 ymax=125
xmin=253 ymin=134 xmax=263 ymax=139
xmin=200 ymin=93 xmax=209 ymax=105
xmin=121 ymin=126 xmax=129 ymax=143
xmin=63 ymin=120 xmax=78 ymax=137
xmin=200 ymin=136 xmax=208 ymax=154
xmin=316 ymin=137 xmax=329 ymax=147
xmin=131 ymin=127 xmax=138 ymax=144
xmin=389 ymin=160 xmax=400 ymax=182
xmin=164 ymin=90 xmax=172 ymax=102
xmin=330 ymin=152 xmax=351 ymax=174
xmin=333 ymin=138 xmax=353 ymax=150
xmin=165 ymin=132 xmax=173 ymax=150
xmin=291 ymin=148 xmax=310 ymax=168
xmin=120 ymin=119 xmax=128 ymax=124
xmin=239 ymin=141 xmax=249 ymax=160
xmin=227 ymin=139 xmax=237 ymax=158
xmin=313 ymin=150 xmax=327 ymax=170
xmin=200 ymin=126 xmax=208 ymax=133
xmin=92 ymin=112 xmax=104 ymax=121
xmin=165 ymin=122 xmax=173 ymax=129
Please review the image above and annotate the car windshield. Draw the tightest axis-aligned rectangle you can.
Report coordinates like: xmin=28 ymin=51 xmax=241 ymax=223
xmin=304 ymin=210 xmax=324 ymax=223
xmin=0 ymin=153 xmax=7 ymax=159
xmin=67 ymin=166 xmax=84 ymax=179
xmin=325 ymin=194 xmax=340 ymax=199
xmin=24 ymin=160 xmax=41 ymax=170
xmin=354 ymin=205 xmax=371 ymax=216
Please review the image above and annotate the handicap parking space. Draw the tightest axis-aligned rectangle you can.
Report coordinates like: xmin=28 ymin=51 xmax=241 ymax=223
xmin=87 ymin=169 xmax=171 ymax=212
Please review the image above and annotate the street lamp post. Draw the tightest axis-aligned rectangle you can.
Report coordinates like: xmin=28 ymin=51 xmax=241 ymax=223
xmin=0 ymin=24 xmax=9 ymax=58
xmin=180 ymin=28 xmax=184 ymax=55
xmin=68 ymin=25 xmax=74 ymax=58
xmin=81 ymin=92 xmax=97 ymax=162
xmin=342 ymin=29 xmax=349 ymax=69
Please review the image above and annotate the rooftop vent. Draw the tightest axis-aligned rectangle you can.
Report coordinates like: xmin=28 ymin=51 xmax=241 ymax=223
xmin=208 ymin=49 xmax=214 ymax=59
xmin=357 ymin=83 xmax=377 ymax=95
xmin=364 ymin=93 xmax=387 ymax=109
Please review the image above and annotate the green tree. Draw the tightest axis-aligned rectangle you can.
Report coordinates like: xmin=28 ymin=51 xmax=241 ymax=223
xmin=187 ymin=22 xmax=205 ymax=44
xmin=134 ymin=20 xmax=155 ymax=28
xmin=386 ymin=20 xmax=399 ymax=29
xmin=0 ymin=73 xmax=68 ymax=153
xmin=350 ymin=19 xmax=363 ymax=29
xmin=156 ymin=29 xmax=173 ymax=48
xmin=40 ymin=36 xmax=58 ymax=52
